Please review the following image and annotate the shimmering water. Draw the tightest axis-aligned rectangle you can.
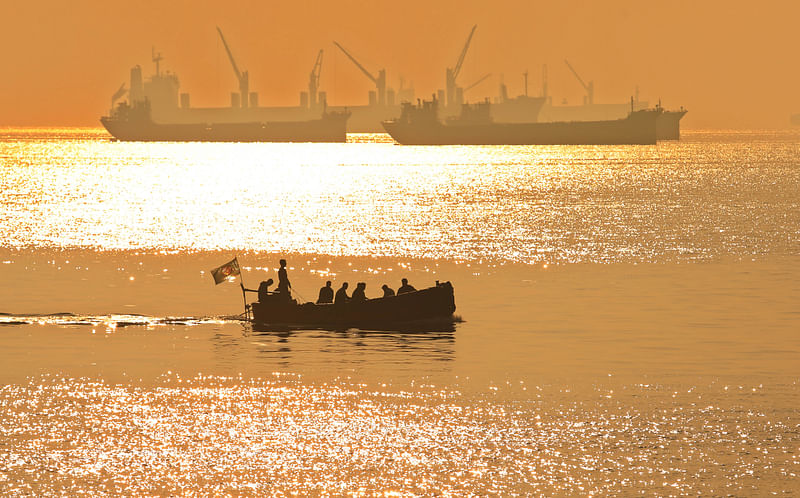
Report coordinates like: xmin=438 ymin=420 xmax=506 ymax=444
xmin=3 ymin=128 xmax=798 ymax=262
xmin=1 ymin=128 xmax=799 ymax=494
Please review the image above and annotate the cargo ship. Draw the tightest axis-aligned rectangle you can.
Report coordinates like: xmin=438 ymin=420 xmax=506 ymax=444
xmin=382 ymin=98 xmax=661 ymax=145
xmin=101 ymin=32 xmax=349 ymax=143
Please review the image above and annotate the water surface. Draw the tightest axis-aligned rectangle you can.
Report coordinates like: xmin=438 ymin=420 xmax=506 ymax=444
xmin=1 ymin=129 xmax=799 ymax=494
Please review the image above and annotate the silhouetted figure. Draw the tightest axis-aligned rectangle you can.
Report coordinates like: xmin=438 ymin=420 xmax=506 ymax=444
xmin=241 ymin=278 xmax=274 ymax=302
xmin=335 ymin=282 xmax=350 ymax=305
xmin=317 ymin=281 xmax=334 ymax=304
xmin=351 ymin=282 xmax=367 ymax=302
xmin=381 ymin=284 xmax=395 ymax=297
xmin=277 ymin=259 xmax=291 ymax=295
xmin=398 ymin=278 xmax=416 ymax=295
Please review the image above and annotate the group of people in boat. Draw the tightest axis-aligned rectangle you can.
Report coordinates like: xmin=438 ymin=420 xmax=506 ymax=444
xmin=317 ymin=277 xmax=417 ymax=304
xmin=242 ymin=259 xmax=418 ymax=305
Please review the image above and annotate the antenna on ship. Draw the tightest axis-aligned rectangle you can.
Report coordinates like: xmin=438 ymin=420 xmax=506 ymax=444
xmin=523 ymin=70 xmax=528 ymax=97
xmin=542 ymin=64 xmax=548 ymax=100
xmin=152 ymin=47 xmax=163 ymax=76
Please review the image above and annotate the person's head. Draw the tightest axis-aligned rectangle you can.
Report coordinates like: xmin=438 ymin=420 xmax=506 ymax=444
xmin=265 ymin=278 xmax=274 ymax=286
xmin=358 ymin=282 xmax=365 ymax=289
xmin=279 ymin=259 xmax=286 ymax=267
xmin=401 ymin=278 xmax=408 ymax=285
xmin=382 ymin=284 xmax=389 ymax=290
xmin=325 ymin=280 xmax=332 ymax=287
xmin=341 ymin=282 xmax=348 ymax=289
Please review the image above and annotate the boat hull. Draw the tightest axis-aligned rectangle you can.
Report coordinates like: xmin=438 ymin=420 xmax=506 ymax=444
xmin=382 ymin=109 xmax=661 ymax=145
xmin=251 ymin=282 xmax=456 ymax=330
xmin=100 ymin=113 xmax=349 ymax=143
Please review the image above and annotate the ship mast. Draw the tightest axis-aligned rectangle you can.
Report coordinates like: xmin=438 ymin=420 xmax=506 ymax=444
xmin=152 ymin=47 xmax=163 ymax=77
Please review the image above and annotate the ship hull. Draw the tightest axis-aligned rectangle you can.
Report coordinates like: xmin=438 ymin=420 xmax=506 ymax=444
xmin=382 ymin=110 xmax=661 ymax=145
xmin=539 ymin=103 xmax=686 ymax=141
xmin=656 ymin=110 xmax=688 ymax=140
xmin=100 ymin=113 xmax=349 ymax=143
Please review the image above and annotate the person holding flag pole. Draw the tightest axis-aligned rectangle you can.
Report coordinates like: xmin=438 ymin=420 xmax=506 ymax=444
xmin=210 ymin=257 xmax=249 ymax=319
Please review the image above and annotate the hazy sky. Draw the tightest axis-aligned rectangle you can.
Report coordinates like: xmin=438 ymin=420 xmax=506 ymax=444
xmin=2 ymin=0 xmax=799 ymax=128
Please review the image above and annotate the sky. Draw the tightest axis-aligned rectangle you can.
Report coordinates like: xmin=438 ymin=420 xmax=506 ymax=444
xmin=2 ymin=0 xmax=799 ymax=128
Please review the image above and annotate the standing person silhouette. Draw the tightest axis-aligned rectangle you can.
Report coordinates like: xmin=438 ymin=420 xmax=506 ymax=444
xmin=277 ymin=259 xmax=291 ymax=296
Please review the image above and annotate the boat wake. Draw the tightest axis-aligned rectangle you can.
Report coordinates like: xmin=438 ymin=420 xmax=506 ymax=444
xmin=0 ymin=312 xmax=244 ymax=328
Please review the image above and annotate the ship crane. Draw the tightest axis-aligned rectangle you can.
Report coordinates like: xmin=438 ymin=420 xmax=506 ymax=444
xmin=446 ymin=24 xmax=477 ymax=110
xmin=308 ymin=49 xmax=324 ymax=110
xmin=463 ymin=73 xmax=491 ymax=93
xmin=333 ymin=41 xmax=386 ymax=106
xmin=564 ymin=59 xmax=594 ymax=105
xmin=217 ymin=26 xmax=250 ymax=108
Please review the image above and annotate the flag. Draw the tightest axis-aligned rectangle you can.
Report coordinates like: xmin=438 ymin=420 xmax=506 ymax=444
xmin=211 ymin=258 xmax=240 ymax=285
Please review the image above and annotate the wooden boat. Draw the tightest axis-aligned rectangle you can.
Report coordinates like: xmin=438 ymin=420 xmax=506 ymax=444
xmin=250 ymin=281 xmax=456 ymax=330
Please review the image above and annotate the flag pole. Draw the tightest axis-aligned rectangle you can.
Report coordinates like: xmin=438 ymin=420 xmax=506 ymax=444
xmin=237 ymin=256 xmax=249 ymax=321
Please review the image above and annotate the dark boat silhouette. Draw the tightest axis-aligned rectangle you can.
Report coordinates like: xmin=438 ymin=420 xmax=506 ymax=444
xmin=250 ymin=281 xmax=457 ymax=330
xmin=382 ymin=97 xmax=662 ymax=145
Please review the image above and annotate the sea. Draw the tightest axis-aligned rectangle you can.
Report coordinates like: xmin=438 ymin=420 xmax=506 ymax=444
xmin=1 ymin=127 xmax=799 ymax=495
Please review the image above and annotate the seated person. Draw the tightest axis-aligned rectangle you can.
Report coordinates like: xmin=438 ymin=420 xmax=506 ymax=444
xmin=381 ymin=284 xmax=395 ymax=297
xmin=317 ymin=281 xmax=334 ymax=304
xmin=397 ymin=278 xmax=416 ymax=295
xmin=241 ymin=279 xmax=274 ymax=302
xmin=351 ymin=282 xmax=367 ymax=302
xmin=334 ymin=282 xmax=350 ymax=305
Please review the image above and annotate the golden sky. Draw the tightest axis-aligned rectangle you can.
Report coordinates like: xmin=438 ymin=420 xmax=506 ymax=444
xmin=2 ymin=0 xmax=799 ymax=128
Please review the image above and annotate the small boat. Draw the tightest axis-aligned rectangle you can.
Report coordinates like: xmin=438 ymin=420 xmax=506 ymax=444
xmin=249 ymin=281 xmax=456 ymax=330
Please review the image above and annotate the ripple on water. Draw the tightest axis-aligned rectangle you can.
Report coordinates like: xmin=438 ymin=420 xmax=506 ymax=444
xmin=0 ymin=376 xmax=797 ymax=495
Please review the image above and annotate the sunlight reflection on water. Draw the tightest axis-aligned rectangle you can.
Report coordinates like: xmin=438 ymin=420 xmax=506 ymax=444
xmin=2 ymin=130 xmax=798 ymax=263
xmin=2 ymin=130 xmax=800 ymax=494
xmin=1 ymin=375 xmax=797 ymax=495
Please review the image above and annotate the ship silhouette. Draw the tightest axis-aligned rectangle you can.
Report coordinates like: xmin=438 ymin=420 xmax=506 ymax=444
xmin=101 ymin=30 xmax=349 ymax=143
xmin=382 ymin=97 xmax=663 ymax=145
